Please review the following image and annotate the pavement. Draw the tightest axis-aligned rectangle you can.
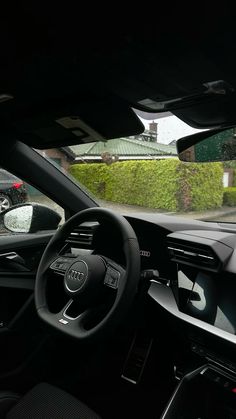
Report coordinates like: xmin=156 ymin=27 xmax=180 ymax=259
xmin=176 ymin=207 xmax=236 ymax=222
xmin=98 ymin=200 xmax=236 ymax=223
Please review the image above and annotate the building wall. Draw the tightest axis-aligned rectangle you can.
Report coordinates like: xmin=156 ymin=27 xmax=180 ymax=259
xmin=43 ymin=149 xmax=72 ymax=171
xmin=26 ymin=149 xmax=73 ymax=197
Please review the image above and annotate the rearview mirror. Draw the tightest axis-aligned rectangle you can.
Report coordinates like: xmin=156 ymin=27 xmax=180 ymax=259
xmin=1 ymin=203 xmax=61 ymax=233
xmin=177 ymin=127 xmax=236 ymax=162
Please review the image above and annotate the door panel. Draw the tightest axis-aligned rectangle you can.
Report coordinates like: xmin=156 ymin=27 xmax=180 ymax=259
xmin=0 ymin=232 xmax=53 ymax=377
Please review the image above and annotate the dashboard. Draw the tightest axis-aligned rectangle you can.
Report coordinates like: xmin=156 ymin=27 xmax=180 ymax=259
xmin=125 ymin=213 xmax=236 ymax=376
xmin=66 ymin=211 xmax=236 ymax=376
xmin=119 ymin=214 xmax=236 ymax=375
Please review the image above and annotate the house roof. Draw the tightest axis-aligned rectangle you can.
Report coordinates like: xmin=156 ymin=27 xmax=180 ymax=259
xmin=70 ymin=137 xmax=176 ymax=158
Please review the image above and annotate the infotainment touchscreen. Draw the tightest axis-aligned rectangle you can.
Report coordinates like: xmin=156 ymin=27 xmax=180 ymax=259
xmin=178 ymin=266 xmax=236 ymax=335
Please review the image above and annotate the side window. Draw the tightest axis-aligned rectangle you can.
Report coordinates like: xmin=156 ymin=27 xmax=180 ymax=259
xmin=0 ymin=169 xmax=64 ymax=235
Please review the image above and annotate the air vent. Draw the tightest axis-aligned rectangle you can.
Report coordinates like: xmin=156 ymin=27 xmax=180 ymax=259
xmin=66 ymin=222 xmax=99 ymax=248
xmin=167 ymin=240 xmax=220 ymax=271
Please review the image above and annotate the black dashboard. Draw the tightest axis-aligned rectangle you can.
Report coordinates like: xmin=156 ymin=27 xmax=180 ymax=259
xmin=126 ymin=214 xmax=236 ymax=377
xmin=125 ymin=214 xmax=236 ymax=376
xmin=66 ymin=211 xmax=236 ymax=376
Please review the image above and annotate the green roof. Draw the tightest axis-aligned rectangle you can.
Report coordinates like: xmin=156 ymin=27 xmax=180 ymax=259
xmin=70 ymin=137 xmax=176 ymax=157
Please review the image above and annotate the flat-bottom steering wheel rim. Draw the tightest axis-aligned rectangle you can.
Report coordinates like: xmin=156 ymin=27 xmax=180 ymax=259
xmin=35 ymin=207 xmax=140 ymax=340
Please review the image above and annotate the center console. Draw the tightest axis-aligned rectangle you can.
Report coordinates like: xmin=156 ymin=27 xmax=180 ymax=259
xmin=161 ymin=365 xmax=236 ymax=418
xmin=148 ymin=229 xmax=236 ymax=418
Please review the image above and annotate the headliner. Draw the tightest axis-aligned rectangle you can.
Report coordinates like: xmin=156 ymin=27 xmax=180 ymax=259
xmin=0 ymin=5 xmax=236 ymax=148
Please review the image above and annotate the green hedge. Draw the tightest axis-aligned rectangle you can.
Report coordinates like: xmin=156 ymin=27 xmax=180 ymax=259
xmin=176 ymin=162 xmax=224 ymax=211
xmin=233 ymin=169 xmax=236 ymax=186
xmin=69 ymin=159 xmax=223 ymax=212
xmin=223 ymin=187 xmax=236 ymax=206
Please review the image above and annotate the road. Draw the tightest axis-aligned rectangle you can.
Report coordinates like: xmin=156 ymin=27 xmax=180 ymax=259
xmin=28 ymin=195 xmax=236 ymax=224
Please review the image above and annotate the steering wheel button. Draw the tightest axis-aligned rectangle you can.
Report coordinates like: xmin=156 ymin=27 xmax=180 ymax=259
xmin=104 ymin=267 xmax=120 ymax=289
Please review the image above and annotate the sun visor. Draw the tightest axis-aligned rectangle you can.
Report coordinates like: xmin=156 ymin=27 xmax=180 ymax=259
xmin=173 ymin=94 xmax=236 ymax=129
xmin=13 ymin=98 xmax=144 ymax=149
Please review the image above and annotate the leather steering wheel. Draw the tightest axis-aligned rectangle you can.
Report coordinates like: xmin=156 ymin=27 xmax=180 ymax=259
xmin=35 ymin=208 xmax=140 ymax=340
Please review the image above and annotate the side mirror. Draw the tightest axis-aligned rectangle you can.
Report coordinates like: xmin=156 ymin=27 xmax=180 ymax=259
xmin=1 ymin=203 xmax=61 ymax=233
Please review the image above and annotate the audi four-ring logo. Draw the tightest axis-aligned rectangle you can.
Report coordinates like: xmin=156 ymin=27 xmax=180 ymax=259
xmin=68 ymin=270 xmax=85 ymax=281
xmin=140 ymin=250 xmax=151 ymax=257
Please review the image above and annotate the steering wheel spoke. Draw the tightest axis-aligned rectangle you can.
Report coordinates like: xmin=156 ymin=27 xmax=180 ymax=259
xmin=103 ymin=258 xmax=125 ymax=290
xmin=49 ymin=256 xmax=76 ymax=275
xmin=55 ymin=299 xmax=90 ymax=325
xmin=54 ymin=299 xmax=109 ymax=335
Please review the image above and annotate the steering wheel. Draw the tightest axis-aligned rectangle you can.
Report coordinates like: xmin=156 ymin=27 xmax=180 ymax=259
xmin=35 ymin=208 xmax=140 ymax=340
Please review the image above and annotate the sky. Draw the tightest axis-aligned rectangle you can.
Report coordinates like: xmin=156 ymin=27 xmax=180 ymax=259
xmin=139 ymin=115 xmax=203 ymax=145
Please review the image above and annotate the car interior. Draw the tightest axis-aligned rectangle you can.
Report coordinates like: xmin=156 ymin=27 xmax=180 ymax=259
xmin=1 ymin=4 xmax=236 ymax=419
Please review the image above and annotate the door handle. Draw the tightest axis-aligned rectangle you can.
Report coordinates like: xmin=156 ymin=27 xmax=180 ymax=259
xmin=0 ymin=252 xmax=26 ymax=267
xmin=0 ymin=252 xmax=19 ymax=259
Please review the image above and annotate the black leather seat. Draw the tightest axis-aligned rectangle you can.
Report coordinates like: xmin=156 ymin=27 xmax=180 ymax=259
xmin=0 ymin=383 xmax=100 ymax=419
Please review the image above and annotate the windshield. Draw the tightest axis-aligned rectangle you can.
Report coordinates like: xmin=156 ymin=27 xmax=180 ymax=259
xmin=38 ymin=113 xmax=236 ymax=224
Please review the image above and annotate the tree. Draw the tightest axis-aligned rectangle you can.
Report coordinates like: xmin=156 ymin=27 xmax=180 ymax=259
xmin=101 ymin=152 xmax=119 ymax=165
